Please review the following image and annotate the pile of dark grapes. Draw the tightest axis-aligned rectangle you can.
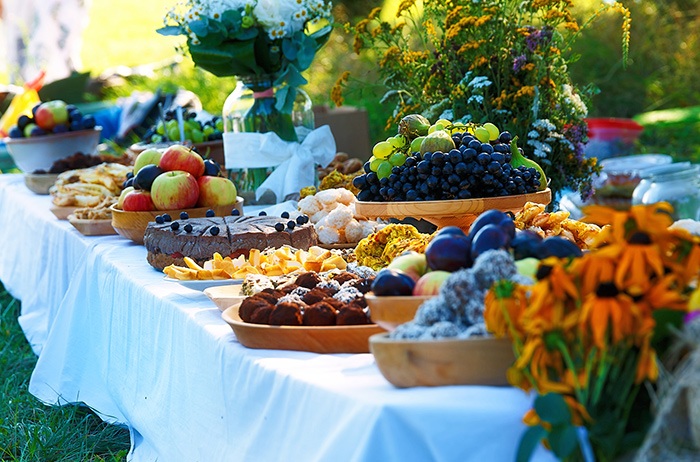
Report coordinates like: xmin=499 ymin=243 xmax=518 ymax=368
xmin=353 ymin=131 xmax=541 ymax=202
xmin=142 ymin=107 xmax=224 ymax=144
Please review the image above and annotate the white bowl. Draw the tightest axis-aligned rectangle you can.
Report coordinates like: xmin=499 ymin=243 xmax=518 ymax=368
xmin=4 ymin=127 xmax=102 ymax=173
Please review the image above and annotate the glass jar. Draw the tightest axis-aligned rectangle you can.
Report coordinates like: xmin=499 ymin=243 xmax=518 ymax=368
xmin=638 ymin=164 xmax=700 ymax=220
xmin=631 ymin=162 xmax=691 ymax=205
xmin=222 ymin=74 xmax=315 ymax=203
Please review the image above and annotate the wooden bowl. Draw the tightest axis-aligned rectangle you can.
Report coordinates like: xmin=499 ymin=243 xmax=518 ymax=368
xmin=67 ymin=215 xmax=116 ymax=236
xmin=355 ymin=188 xmax=552 ymax=232
xmin=110 ymin=197 xmax=244 ymax=245
xmin=365 ymin=294 xmax=434 ymax=331
xmin=221 ymin=303 xmax=386 ymax=354
xmin=204 ymin=284 xmax=246 ymax=311
xmin=369 ymin=333 xmax=515 ymax=388
xmin=24 ymin=173 xmax=59 ymax=195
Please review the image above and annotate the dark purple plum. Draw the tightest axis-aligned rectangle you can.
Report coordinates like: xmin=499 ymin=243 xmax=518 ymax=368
xmin=425 ymin=234 xmax=472 ymax=271
xmin=133 ymin=164 xmax=164 ymax=191
xmin=435 ymin=226 xmax=468 ymax=238
xmin=203 ymin=159 xmax=222 ymax=176
xmin=534 ymin=236 xmax=583 ymax=259
xmin=511 ymin=230 xmax=544 ymax=260
xmin=468 ymin=209 xmax=515 ymax=240
xmin=371 ymin=268 xmax=416 ymax=296
xmin=470 ymin=224 xmax=510 ymax=260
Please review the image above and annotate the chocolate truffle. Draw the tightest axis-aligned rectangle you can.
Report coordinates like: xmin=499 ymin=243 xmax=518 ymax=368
xmin=303 ymin=301 xmax=337 ymax=326
xmin=269 ymin=302 xmax=303 ymax=326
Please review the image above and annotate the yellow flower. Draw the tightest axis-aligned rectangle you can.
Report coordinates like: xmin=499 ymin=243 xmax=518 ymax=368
xmin=380 ymin=46 xmax=400 ymax=68
xmin=330 ymin=71 xmax=350 ymax=107
xmin=564 ymin=21 xmax=580 ymax=32
xmin=396 ymin=0 xmax=417 ymax=17
xmin=352 ymin=35 xmax=364 ymax=55
xmin=475 ymin=15 xmax=492 ymax=27
xmin=515 ymin=86 xmax=536 ymax=99
xmin=368 ymin=7 xmax=382 ymax=20
xmin=579 ymin=282 xmax=636 ymax=348
xmin=614 ymin=233 xmax=666 ymax=294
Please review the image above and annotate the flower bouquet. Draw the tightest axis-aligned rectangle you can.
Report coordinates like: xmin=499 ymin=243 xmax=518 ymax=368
xmin=158 ymin=0 xmax=335 ymax=200
xmin=484 ymin=203 xmax=699 ymax=461
xmin=339 ymin=0 xmax=631 ymax=203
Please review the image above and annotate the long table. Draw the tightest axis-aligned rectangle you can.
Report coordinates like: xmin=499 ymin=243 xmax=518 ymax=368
xmin=0 ymin=173 xmax=555 ymax=461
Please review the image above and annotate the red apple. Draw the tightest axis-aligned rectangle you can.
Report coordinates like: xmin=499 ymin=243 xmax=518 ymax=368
xmin=34 ymin=100 xmax=69 ymax=131
xmin=197 ymin=176 xmax=237 ymax=207
xmin=150 ymin=170 xmax=199 ymax=210
xmin=122 ymin=190 xmax=155 ymax=212
xmin=413 ymin=270 xmax=451 ymax=296
xmin=158 ymin=144 xmax=205 ymax=178
xmin=387 ymin=251 xmax=428 ymax=282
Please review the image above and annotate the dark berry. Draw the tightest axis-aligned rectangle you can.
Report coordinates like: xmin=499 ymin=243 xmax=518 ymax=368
xmin=162 ymin=214 xmax=172 ymax=222
xmin=180 ymin=211 xmax=189 ymax=220
xmin=231 ymin=209 xmax=241 ymax=216
xmin=287 ymin=220 xmax=296 ymax=229
xmin=210 ymin=226 xmax=220 ymax=236
xmin=206 ymin=209 xmax=215 ymax=217
xmin=259 ymin=211 xmax=267 ymax=216
xmin=155 ymin=215 xmax=164 ymax=224
xmin=281 ymin=211 xmax=290 ymax=219
xmin=296 ymin=215 xmax=305 ymax=225
xmin=499 ymin=131 xmax=512 ymax=143
xmin=275 ymin=222 xmax=285 ymax=232
xmin=171 ymin=222 xmax=180 ymax=231
xmin=184 ymin=223 xmax=193 ymax=233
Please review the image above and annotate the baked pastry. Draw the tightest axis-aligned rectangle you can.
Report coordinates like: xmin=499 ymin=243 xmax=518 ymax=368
xmin=145 ymin=215 xmax=318 ymax=270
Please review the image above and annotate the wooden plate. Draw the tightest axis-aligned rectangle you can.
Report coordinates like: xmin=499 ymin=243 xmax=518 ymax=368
xmin=365 ymin=294 xmax=434 ymax=331
xmin=222 ymin=303 xmax=386 ymax=354
xmin=204 ymin=284 xmax=246 ymax=311
xmin=355 ymin=188 xmax=552 ymax=231
xmin=67 ymin=215 xmax=117 ymax=236
xmin=50 ymin=205 xmax=79 ymax=220
xmin=369 ymin=333 xmax=514 ymax=388
xmin=317 ymin=242 xmax=357 ymax=250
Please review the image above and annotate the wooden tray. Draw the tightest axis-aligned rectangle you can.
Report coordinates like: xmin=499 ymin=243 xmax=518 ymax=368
xmin=355 ymin=188 xmax=551 ymax=231
xmin=67 ymin=215 xmax=117 ymax=236
xmin=365 ymin=294 xmax=434 ymax=331
xmin=204 ymin=284 xmax=246 ymax=311
xmin=222 ymin=303 xmax=386 ymax=354
xmin=50 ymin=205 xmax=79 ymax=220
xmin=369 ymin=333 xmax=514 ymax=388
xmin=317 ymin=242 xmax=357 ymax=250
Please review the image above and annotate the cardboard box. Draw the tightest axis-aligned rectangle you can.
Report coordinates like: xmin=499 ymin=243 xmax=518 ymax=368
xmin=314 ymin=105 xmax=372 ymax=161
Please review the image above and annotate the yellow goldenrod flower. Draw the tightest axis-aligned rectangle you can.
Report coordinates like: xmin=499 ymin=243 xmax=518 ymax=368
xmin=330 ymin=71 xmax=350 ymax=107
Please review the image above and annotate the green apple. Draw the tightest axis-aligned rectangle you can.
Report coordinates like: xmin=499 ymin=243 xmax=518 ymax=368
xmin=117 ymin=186 xmax=135 ymax=209
xmin=133 ymin=148 xmax=163 ymax=175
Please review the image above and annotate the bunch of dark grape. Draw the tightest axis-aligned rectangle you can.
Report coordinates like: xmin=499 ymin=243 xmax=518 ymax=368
xmin=353 ymin=130 xmax=541 ymax=202
xmin=142 ymin=107 xmax=224 ymax=144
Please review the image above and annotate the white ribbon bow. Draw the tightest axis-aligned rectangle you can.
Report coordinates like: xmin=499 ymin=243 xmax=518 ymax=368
xmin=223 ymin=125 xmax=336 ymax=202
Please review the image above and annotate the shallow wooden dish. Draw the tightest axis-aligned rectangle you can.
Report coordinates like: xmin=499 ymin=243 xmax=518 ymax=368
xmin=370 ymin=333 xmax=514 ymax=388
xmin=204 ymin=284 xmax=246 ymax=311
xmin=222 ymin=303 xmax=386 ymax=354
xmin=365 ymin=294 xmax=434 ymax=331
xmin=50 ymin=205 xmax=79 ymax=220
xmin=110 ymin=197 xmax=244 ymax=245
xmin=67 ymin=215 xmax=116 ymax=236
xmin=317 ymin=242 xmax=357 ymax=250
xmin=355 ymin=188 xmax=552 ymax=231
xmin=24 ymin=173 xmax=59 ymax=195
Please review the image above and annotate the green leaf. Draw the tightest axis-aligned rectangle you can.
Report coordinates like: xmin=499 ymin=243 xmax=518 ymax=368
xmin=295 ymin=34 xmax=318 ymax=70
xmin=221 ymin=10 xmax=242 ymax=33
xmin=534 ymin=393 xmax=571 ymax=426
xmin=282 ymin=38 xmax=298 ymax=61
xmin=188 ymin=40 xmax=260 ymax=76
xmin=309 ymin=24 xmax=332 ymax=49
xmin=651 ymin=309 xmax=684 ymax=348
xmin=189 ymin=19 xmax=210 ymax=37
xmin=548 ymin=425 xmax=579 ymax=459
xmin=379 ymin=90 xmax=400 ymax=104
xmin=234 ymin=27 xmax=259 ymax=41
xmin=517 ymin=426 xmax=547 ymax=462
xmin=156 ymin=26 xmax=182 ymax=37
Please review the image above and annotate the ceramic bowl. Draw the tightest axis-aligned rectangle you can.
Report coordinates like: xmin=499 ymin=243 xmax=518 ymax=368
xmin=4 ymin=128 xmax=102 ymax=173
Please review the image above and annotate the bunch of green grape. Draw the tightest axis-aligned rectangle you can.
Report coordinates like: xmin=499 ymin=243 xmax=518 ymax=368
xmin=367 ymin=134 xmax=411 ymax=179
xmin=144 ymin=108 xmax=224 ymax=144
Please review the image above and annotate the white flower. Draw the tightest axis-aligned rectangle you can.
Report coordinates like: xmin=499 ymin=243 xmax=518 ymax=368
xmin=254 ymin=0 xmax=299 ymax=38
xmin=561 ymin=84 xmax=588 ymax=116
xmin=439 ymin=109 xmax=454 ymax=121
xmin=528 ymin=129 xmax=539 ymax=139
xmin=467 ymin=75 xmax=492 ymax=89
xmin=532 ymin=118 xmax=556 ymax=131
xmin=467 ymin=95 xmax=484 ymax=104
xmin=527 ymin=139 xmax=552 ymax=158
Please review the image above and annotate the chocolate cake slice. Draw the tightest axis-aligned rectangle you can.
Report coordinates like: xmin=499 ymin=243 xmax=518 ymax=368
xmin=144 ymin=215 xmax=317 ymax=271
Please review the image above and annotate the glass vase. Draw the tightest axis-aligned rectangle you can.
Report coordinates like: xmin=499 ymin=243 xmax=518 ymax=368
xmin=222 ymin=74 xmax=314 ymax=204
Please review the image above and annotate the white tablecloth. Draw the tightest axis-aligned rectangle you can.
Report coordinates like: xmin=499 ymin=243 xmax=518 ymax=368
xmin=0 ymin=174 xmax=556 ymax=462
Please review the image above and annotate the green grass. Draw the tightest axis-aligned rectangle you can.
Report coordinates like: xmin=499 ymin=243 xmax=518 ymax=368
xmin=0 ymin=283 xmax=131 ymax=461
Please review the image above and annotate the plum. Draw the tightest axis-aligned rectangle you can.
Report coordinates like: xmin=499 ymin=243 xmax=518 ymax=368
xmin=371 ymin=268 xmax=416 ymax=296
xmin=133 ymin=164 xmax=164 ymax=191
xmin=435 ymin=226 xmax=467 ymax=238
xmin=535 ymin=236 xmax=583 ymax=259
xmin=469 ymin=209 xmax=515 ymax=241
xmin=470 ymin=224 xmax=510 ymax=260
xmin=425 ymin=234 xmax=472 ymax=271
xmin=511 ymin=230 xmax=543 ymax=260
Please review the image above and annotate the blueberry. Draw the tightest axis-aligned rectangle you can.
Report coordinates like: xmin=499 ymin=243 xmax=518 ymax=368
xmin=82 ymin=115 xmax=97 ymax=129
xmin=8 ymin=126 xmax=23 ymax=138
xmin=155 ymin=215 xmax=164 ymax=224
xmin=210 ymin=226 xmax=220 ymax=236
xmin=162 ymin=214 xmax=172 ymax=222
xmin=171 ymin=222 xmax=180 ymax=231
xmin=184 ymin=223 xmax=193 ymax=233
xmin=275 ymin=222 xmax=285 ymax=232
xmin=259 ymin=211 xmax=267 ymax=216
xmin=287 ymin=220 xmax=296 ymax=230
xmin=180 ymin=211 xmax=189 ymax=220
xmin=231 ymin=209 xmax=240 ymax=216
xmin=296 ymin=216 xmax=305 ymax=225
xmin=281 ymin=211 xmax=290 ymax=219
xmin=126 ymin=171 xmax=134 ymax=179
